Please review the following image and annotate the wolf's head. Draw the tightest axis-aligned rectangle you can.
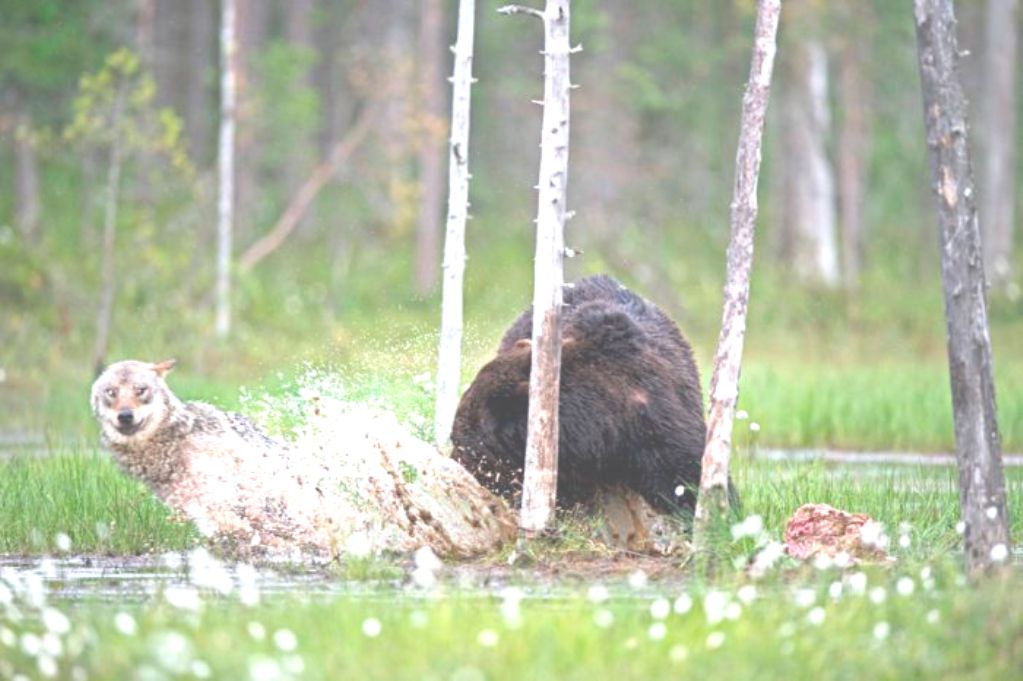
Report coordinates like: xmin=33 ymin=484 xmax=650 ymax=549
xmin=91 ymin=359 xmax=180 ymax=446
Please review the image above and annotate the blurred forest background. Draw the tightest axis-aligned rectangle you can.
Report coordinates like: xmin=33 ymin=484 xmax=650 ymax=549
xmin=0 ymin=0 xmax=1021 ymax=447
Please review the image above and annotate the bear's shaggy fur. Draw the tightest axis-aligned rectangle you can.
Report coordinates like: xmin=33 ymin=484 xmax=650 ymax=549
xmin=452 ymin=274 xmax=709 ymax=515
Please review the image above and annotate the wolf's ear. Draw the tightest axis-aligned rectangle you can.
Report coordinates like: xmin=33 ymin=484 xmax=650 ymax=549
xmin=153 ymin=359 xmax=177 ymax=377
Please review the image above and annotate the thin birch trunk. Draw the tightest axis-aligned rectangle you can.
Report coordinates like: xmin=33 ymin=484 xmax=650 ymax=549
xmin=500 ymin=1 xmax=573 ymax=534
xmin=93 ymin=85 xmax=128 ymax=376
xmin=433 ymin=0 xmax=477 ymax=449
xmin=693 ymin=0 xmax=781 ymax=549
xmin=216 ymin=0 xmax=237 ymax=338
xmin=913 ymin=0 xmax=1011 ymax=575
xmin=837 ymin=11 xmax=869 ymax=291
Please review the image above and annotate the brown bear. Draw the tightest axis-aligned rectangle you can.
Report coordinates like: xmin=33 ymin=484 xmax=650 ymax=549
xmin=451 ymin=274 xmax=711 ymax=516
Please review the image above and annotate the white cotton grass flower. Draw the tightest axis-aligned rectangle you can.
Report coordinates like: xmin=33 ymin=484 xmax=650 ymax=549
xmin=41 ymin=632 xmax=62 ymax=657
xmin=793 ymin=588 xmax=816 ymax=609
xmin=926 ymin=609 xmax=940 ymax=624
xmin=812 ymin=553 xmax=834 ymax=571
xmin=54 ymin=533 xmax=72 ymax=553
xmin=990 ymin=543 xmax=1009 ymax=563
xmin=477 ymin=629 xmax=499 ymax=647
xmin=164 ymin=585 xmax=201 ymax=612
xmin=411 ymin=546 xmax=443 ymax=589
xmin=38 ymin=654 xmax=58 ymax=678
xmin=1 ymin=627 xmax=17 ymax=647
xmin=593 ymin=609 xmax=614 ymax=628
xmin=955 ymin=521 xmax=966 ymax=535
xmin=749 ymin=541 xmax=786 ymax=578
xmin=868 ymin=587 xmax=887 ymax=605
xmin=149 ymin=630 xmax=194 ymax=674
xmin=674 ymin=485 xmax=686 ymax=498
xmin=872 ymin=621 xmax=890 ymax=641
xmin=832 ymin=551 xmax=853 ymax=569
xmin=647 ymin=622 xmax=667 ymax=641
xmin=587 ymin=584 xmax=610 ymax=603
xmin=749 ymin=422 xmax=761 ymax=433
xmin=41 ymin=607 xmax=70 ymax=635
xmin=114 ymin=612 xmax=137 ymax=636
xmin=187 ymin=548 xmax=233 ymax=596
xmin=499 ymin=587 xmax=525 ymax=627
xmin=191 ymin=660 xmax=212 ymax=679
xmin=21 ymin=632 xmax=42 ymax=657
xmin=736 ymin=584 xmax=757 ymax=605
xmin=828 ymin=581 xmax=843 ymax=601
xmin=673 ymin=593 xmax=693 ymax=615
xmin=703 ymin=590 xmax=731 ymax=625
xmin=706 ymin=631 xmax=726 ymax=649
xmin=730 ymin=514 xmax=764 ymax=541
xmin=724 ymin=602 xmax=743 ymax=621
xmin=735 ymin=410 xmax=749 ymax=420
xmin=806 ymin=606 xmax=826 ymax=626
xmin=248 ymin=656 xmax=283 ymax=681
xmin=649 ymin=598 xmax=671 ymax=620
xmin=273 ymin=629 xmax=298 ymax=652
xmin=236 ymin=563 xmax=261 ymax=607
xmin=896 ymin=577 xmax=915 ymax=597
xmin=846 ymin=571 xmax=868 ymax=596
xmin=361 ymin=617 xmax=382 ymax=638
xmin=985 ymin=506 xmax=998 ymax=520
xmin=628 ymin=570 xmax=648 ymax=590
xmin=859 ymin=521 xmax=889 ymax=550
xmin=669 ymin=644 xmax=689 ymax=663
xmin=247 ymin=621 xmax=267 ymax=641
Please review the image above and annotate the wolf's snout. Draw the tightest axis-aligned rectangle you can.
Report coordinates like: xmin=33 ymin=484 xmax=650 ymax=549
xmin=117 ymin=409 xmax=135 ymax=425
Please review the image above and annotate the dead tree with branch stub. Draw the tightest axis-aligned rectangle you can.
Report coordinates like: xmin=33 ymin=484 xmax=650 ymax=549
xmin=499 ymin=0 xmax=576 ymax=535
xmin=693 ymin=0 xmax=781 ymax=551
xmin=434 ymin=0 xmax=478 ymax=449
xmin=912 ymin=0 xmax=1011 ymax=575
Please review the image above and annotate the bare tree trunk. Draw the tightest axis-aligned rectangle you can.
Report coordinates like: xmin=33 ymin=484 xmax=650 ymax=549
xmin=433 ymin=0 xmax=477 ymax=449
xmin=14 ymin=109 xmax=40 ymax=242
xmin=980 ymin=0 xmax=1018 ymax=288
xmin=284 ymin=0 xmax=316 ymax=228
xmin=414 ymin=0 xmax=447 ymax=295
xmin=913 ymin=0 xmax=1011 ymax=575
xmin=780 ymin=32 xmax=839 ymax=287
xmin=234 ymin=0 xmax=269 ymax=242
xmin=93 ymin=86 xmax=128 ymax=376
xmin=184 ymin=0 xmax=214 ymax=162
xmin=836 ymin=5 xmax=871 ymax=291
xmin=694 ymin=0 xmax=781 ymax=549
xmin=216 ymin=0 xmax=237 ymax=338
xmin=500 ymin=1 xmax=573 ymax=535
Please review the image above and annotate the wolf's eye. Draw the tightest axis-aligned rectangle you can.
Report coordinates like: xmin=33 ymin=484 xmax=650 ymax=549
xmin=104 ymin=387 xmax=117 ymax=400
xmin=135 ymin=385 xmax=149 ymax=398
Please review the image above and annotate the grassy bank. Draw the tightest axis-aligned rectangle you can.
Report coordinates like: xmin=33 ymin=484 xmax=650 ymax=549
xmin=2 ymin=451 xmax=1020 ymax=558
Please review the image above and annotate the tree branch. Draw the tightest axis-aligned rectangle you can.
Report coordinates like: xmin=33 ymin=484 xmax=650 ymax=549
xmin=238 ymin=103 xmax=376 ymax=272
xmin=498 ymin=5 xmax=544 ymax=20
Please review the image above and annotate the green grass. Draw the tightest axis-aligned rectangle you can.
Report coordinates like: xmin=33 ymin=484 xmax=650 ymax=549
xmin=0 ymin=452 xmax=198 ymax=555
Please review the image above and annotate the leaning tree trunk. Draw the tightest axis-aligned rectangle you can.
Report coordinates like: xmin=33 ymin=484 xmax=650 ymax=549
xmin=693 ymin=0 xmax=781 ymax=551
xmin=92 ymin=85 xmax=128 ymax=376
xmin=499 ymin=1 xmax=573 ymax=534
xmin=913 ymin=0 xmax=1011 ymax=575
xmin=979 ymin=0 xmax=1018 ymax=288
xmin=215 ymin=0 xmax=237 ymax=338
xmin=433 ymin=0 xmax=478 ymax=449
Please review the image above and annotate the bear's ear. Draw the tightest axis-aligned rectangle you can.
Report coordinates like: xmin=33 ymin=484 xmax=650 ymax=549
xmin=513 ymin=338 xmax=532 ymax=351
xmin=153 ymin=359 xmax=177 ymax=377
